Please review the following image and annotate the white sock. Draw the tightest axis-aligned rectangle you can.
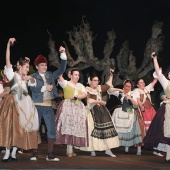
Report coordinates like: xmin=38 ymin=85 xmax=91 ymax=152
xmin=105 ymin=149 xmax=116 ymax=157
xmin=91 ymin=151 xmax=96 ymax=156
xmin=166 ymin=144 xmax=170 ymax=160
xmin=11 ymin=147 xmax=18 ymax=158
xmin=125 ymin=147 xmax=129 ymax=152
xmin=67 ymin=145 xmax=73 ymax=154
xmin=137 ymin=146 xmax=141 ymax=153
xmin=3 ymin=148 xmax=10 ymax=159
xmin=42 ymin=125 xmax=46 ymax=133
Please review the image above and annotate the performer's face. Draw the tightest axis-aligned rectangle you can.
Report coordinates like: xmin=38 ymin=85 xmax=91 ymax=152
xmin=21 ymin=63 xmax=30 ymax=76
xmin=123 ymin=82 xmax=132 ymax=93
xmin=71 ymin=71 xmax=80 ymax=83
xmin=36 ymin=63 xmax=47 ymax=74
xmin=90 ymin=77 xmax=99 ymax=88
xmin=68 ymin=71 xmax=71 ymax=79
xmin=137 ymin=79 xmax=145 ymax=90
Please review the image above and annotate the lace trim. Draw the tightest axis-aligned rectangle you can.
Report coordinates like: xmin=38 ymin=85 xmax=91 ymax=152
xmin=86 ymin=86 xmax=101 ymax=96
xmin=60 ymin=101 xmax=87 ymax=138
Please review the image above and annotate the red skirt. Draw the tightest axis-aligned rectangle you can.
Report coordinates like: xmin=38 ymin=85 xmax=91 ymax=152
xmin=142 ymin=106 xmax=156 ymax=133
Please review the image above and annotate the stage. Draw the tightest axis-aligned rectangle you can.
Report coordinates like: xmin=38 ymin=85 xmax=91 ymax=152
xmin=0 ymin=142 xmax=169 ymax=169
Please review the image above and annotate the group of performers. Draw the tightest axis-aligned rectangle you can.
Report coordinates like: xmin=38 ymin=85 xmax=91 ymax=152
xmin=0 ymin=38 xmax=170 ymax=164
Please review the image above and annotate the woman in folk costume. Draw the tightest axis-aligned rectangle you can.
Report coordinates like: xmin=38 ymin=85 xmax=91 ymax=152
xmin=109 ymin=80 xmax=142 ymax=155
xmin=0 ymin=70 xmax=10 ymax=106
xmin=79 ymin=69 xmax=119 ymax=157
xmin=55 ymin=68 xmax=88 ymax=157
xmin=0 ymin=38 xmax=40 ymax=162
xmin=133 ymin=77 xmax=157 ymax=141
xmin=144 ymin=52 xmax=170 ymax=163
xmin=144 ymin=86 xmax=166 ymax=157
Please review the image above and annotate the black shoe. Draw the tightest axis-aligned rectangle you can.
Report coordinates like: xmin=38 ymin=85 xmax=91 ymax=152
xmin=1 ymin=157 xmax=10 ymax=162
xmin=30 ymin=152 xmax=38 ymax=161
xmin=10 ymin=156 xmax=17 ymax=162
xmin=41 ymin=134 xmax=47 ymax=142
xmin=46 ymin=153 xmax=59 ymax=161
xmin=165 ymin=159 xmax=170 ymax=163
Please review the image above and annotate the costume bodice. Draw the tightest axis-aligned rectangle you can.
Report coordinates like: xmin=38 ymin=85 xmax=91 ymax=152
xmin=86 ymin=85 xmax=102 ymax=101
xmin=63 ymin=82 xmax=84 ymax=99
xmin=122 ymin=98 xmax=133 ymax=112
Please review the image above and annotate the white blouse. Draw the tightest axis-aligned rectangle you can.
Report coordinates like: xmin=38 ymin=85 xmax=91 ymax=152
xmin=133 ymin=83 xmax=154 ymax=103
xmin=4 ymin=65 xmax=28 ymax=93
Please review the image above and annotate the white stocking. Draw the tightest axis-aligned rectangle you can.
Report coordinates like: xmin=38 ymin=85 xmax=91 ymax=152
xmin=91 ymin=151 xmax=96 ymax=156
xmin=166 ymin=144 xmax=170 ymax=160
xmin=11 ymin=146 xmax=18 ymax=158
xmin=125 ymin=147 xmax=129 ymax=152
xmin=137 ymin=146 xmax=141 ymax=153
xmin=67 ymin=145 xmax=73 ymax=154
xmin=3 ymin=148 xmax=10 ymax=159
xmin=105 ymin=149 xmax=116 ymax=157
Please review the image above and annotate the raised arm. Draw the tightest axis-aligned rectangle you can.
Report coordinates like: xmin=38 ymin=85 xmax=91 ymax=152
xmin=58 ymin=74 xmax=65 ymax=82
xmin=52 ymin=46 xmax=67 ymax=79
xmin=151 ymin=52 xmax=168 ymax=90
xmin=150 ymin=78 xmax=158 ymax=88
xmin=151 ymin=52 xmax=160 ymax=76
xmin=106 ymin=69 xmax=114 ymax=87
xmin=6 ymin=38 xmax=16 ymax=68
xmin=57 ymin=74 xmax=66 ymax=90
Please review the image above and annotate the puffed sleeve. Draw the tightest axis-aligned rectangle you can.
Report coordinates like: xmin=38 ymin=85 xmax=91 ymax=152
xmin=4 ymin=65 xmax=14 ymax=81
xmin=133 ymin=88 xmax=140 ymax=99
xmin=81 ymin=84 xmax=87 ymax=94
xmin=145 ymin=83 xmax=154 ymax=93
xmin=158 ymin=73 xmax=168 ymax=90
xmin=58 ymin=80 xmax=67 ymax=88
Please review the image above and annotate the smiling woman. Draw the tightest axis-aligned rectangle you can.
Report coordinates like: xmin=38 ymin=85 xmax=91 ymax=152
xmin=55 ymin=68 xmax=88 ymax=157
xmin=0 ymin=38 xmax=40 ymax=162
xmin=110 ymin=79 xmax=142 ymax=155
xmin=78 ymin=69 xmax=121 ymax=157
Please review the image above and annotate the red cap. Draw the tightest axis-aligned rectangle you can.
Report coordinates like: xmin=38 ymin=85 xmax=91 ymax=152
xmin=34 ymin=55 xmax=47 ymax=66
